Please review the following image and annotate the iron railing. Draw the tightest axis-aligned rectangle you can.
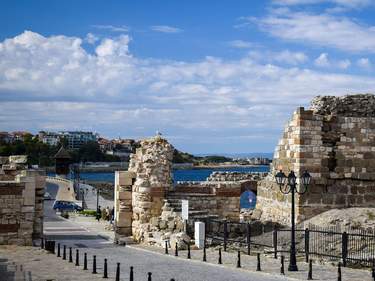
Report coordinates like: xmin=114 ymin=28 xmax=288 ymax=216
xmin=203 ymin=219 xmax=375 ymax=267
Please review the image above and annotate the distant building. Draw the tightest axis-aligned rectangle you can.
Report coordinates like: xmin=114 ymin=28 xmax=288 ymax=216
xmin=11 ymin=131 xmax=31 ymax=141
xmin=0 ymin=132 xmax=14 ymax=143
xmin=98 ymin=137 xmax=113 ymax=152
xmin=38 ymin=131 xmax=61 ymax=146
xmin=59 ymin=131 xmax=98 ymax=149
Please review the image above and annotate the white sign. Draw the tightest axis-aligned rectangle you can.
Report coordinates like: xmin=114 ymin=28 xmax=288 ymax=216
xmin=194 ymin=221 xmax=205 ymax=249
xmin=181 ymin=200 xmax=189 ymax=220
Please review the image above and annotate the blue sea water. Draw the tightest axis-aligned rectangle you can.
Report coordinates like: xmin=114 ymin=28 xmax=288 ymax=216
xmin=50 ymin=165 xmax=269 ymax=183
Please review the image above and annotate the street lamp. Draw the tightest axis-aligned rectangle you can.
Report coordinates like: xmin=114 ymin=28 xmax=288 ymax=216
xmin=275 ymin=169 xmax=311 ymax=271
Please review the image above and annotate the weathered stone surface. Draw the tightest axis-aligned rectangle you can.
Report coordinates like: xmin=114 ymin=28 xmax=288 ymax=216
xmin=258 ymin=94 xmax=375 ymax=225
xmin=0 ymin=162 xmax=45 ymax=246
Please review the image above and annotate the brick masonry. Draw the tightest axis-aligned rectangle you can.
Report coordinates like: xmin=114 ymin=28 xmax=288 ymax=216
xmin=0 ymin=156 xmax=45 ymax=246
xmin=257 ymin=94 xmax=375 ymax=225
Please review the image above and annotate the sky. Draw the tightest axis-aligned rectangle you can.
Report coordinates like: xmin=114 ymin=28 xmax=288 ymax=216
xmin=0 ymin=0 xmax=375 ymax=154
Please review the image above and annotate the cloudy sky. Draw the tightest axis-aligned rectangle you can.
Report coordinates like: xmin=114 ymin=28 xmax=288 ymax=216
xmin=0 ymin=0 xmax=374 ymax=154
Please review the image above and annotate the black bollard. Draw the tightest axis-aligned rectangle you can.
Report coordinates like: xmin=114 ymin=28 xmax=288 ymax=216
xmin=57 ymin=243 xmax=61 ymax=257
xmin=63 ymin=245 xmax=66 ymax=260
xmin=308 ymin=259 xmax=313 ymax=280
xmin=83 ymin=253 xmax=88 ymax=270
xmin=237 ymin=250 xmax=241 ymax=268
xmin=175 ymin=242 xmax=178 ymax=257
xmin=337 ymin=263 xmax=342 ymax=281
xmin=170 ymin=279 xmax=175 ymax=281
xmin=165 ymin=240 xmax=169 ymax=254
xmin=41 ymin=237 xmax=44 ymax=249
xmin=103 ymin=258 xmax=108 ymax=278
xmin=115 ymin=263 xmax=120 ymax=281
xmin=148 ymin=272 xmax=152 ymax=281
xmin=372 ymin=264 xmax=375 ymax=281
xmin=69 ymin=247 xmax=73 ymax=263
xmin=75 ymin=249 xmax=79 ymax=266
xmin=256 ymin=253 xmax=261 ymax=271
xmin=280 ymin=255 xmax=285 ymax=275
xmin=129 ymin=266 xmax=134 ymax=281
xmin=218 ymin=248 xmax=222 ymax=264
xmin=203 ymin=244 xmax=207 ymax=262
xmin=92 ymin=255 xmax=97 ymax=274
xmin=187 ymin=243 xmax=191 ymax=259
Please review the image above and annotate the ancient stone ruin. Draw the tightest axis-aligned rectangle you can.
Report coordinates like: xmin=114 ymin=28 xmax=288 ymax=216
xmin=0 ymin=155 xmax=45 ymax=245
xmin=257 ymin=94 xmax=375 ymax=225
xmin=114 ymin=135 xmax=265 ymax=246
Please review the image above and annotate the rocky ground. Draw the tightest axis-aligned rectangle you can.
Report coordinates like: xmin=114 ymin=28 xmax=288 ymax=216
xmin=303 ymin=207 xmax=375 ymax=232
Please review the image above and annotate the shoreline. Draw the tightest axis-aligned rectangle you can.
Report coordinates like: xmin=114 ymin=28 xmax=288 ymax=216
xmin=45 ymin=164 xmax=270 ymax=173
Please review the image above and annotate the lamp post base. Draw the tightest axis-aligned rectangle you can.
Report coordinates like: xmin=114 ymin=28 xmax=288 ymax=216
xmin=288 ymin=264 xmax=298 ymax=272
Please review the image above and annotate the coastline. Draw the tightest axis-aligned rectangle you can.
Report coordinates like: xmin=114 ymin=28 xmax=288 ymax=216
xmin=45 ymin=163 xmax=269 ymax=173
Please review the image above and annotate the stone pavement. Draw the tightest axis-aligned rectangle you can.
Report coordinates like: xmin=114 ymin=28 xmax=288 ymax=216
xmin=59 ymin=215 xmax=374 ymax=281
xmin=0 ymin=245 xmax=106 ymax=281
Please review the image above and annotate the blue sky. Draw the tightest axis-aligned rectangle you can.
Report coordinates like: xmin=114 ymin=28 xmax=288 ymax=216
xmin=0 ymin=0 xmax=375 ymax=154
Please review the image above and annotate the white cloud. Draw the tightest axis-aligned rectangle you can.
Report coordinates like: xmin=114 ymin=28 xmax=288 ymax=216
xmin=254 ymin=10 xmax=375 ymax=53
xmin=85 ymin=33 xmax=99 ymax=44
xmin=1 ymin=31 xmax=375 ymax=152
xmin=95 ymin=35 xmax=131 ymax=57
xmin=273 ymin=50 xmax=308 ymax=65
xmin=272 ymin=0 xmax=372 ymax=9
xmin=314 ymin=53 xmax=330 ymax=67
xmin=337 ymin=59 xmax=351 ymax=69
xmin=357 ymin=57 xmax=371 ymax=69
xmin=150 ymin=25 xmax=183 ymax=33
xmin=228 ymin=40 xmax=254 ymax=48
xmin=92 ymin=25 xmax=129 ymax=32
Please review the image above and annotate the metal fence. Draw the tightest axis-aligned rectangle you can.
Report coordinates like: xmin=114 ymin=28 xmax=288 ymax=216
xmin=203 ymin=219 xmax=375 ymax=267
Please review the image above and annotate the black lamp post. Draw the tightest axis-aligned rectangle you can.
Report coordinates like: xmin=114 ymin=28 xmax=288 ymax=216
xmin=275 ymin=169 xmax=311 ymax=271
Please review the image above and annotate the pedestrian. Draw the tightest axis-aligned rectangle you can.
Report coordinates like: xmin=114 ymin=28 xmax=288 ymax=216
xmin=102 ymin=206 xmax=107 ymax=221
xmin=105 ymin=206 xmax=110 ymax=221
xmin=110 ymin=207 xmax=114 ymax=224
xmin=96 ymin=205 xmax=101 ymax=221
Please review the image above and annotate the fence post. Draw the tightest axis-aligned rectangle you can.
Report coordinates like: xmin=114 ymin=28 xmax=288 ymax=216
xmin=103 ymin=258 xmax=108 ymax=278
xmin=256 ymin=253 xmax=261 ymax=271
xmin=342 ymin=232 xmax=348 ymax=267
xmin=247 ymin=223 xmax=251 ymax=255
xmin=218 ymin=248 xmax=222 ymax=264
xmin=63 ymin=245 xmax=66 ymax=260
xmin=57 ymin=243 xmax=61 ymax=257
xmin=280 ymin=255 xmax=285 ymax=275
xmin=165 ymin=240 xmax=169 ymax=255
xmin=273 ymin=226 xmax=277 ymax=259
xmin=337 ymin=262 xmax=342 ymax=281
xmin=129 ymin=266 xmax=134 ymax=281
xmin=305 ymin=228 xmax=310 ymax=263
xmin=115 ymin=263 xmax=120 ymax=281
xmin=187 ymin=243 xmax=191 ymax=259
xmin=223 ymin=221 xmax=228 ymax=252
xmin=237 ymin=250 xmax=241 ymax=268
xmin=307 ymin=259 xmax=313 ymax=280
xmin=83 ymin=253 xmax=87 ymax=270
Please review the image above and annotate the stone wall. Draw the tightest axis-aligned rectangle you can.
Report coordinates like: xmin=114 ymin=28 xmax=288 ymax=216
xmin=128 ymin=135 xmax=174 ymax=242
xmin=206 ymin=172 xmax=267 ymax=182
xmin=257 ymin=94 xmax=375 ymax=224
xmin=114 ymin=136 xmax=267 ymax=244
xmin=0 ymin=156 xmax=45 ymax=245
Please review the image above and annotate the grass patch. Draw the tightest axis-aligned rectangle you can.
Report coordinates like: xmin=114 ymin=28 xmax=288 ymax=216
xmin=78 ymin=209 xmax=97 ymax=217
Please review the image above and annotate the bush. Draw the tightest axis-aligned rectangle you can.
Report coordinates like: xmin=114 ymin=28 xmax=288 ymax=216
xmin=78 ymin=209 xmax=97 ymax=217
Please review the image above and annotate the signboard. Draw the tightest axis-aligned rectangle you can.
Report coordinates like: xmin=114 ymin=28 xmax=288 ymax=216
xmin=181 ymin=200 xmax=189 ymax=220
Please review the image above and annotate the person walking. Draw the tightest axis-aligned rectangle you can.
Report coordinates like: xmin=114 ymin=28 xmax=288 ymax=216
xmin=105 ymin=206 xmax=110 ymax=221
xmin=96 ymin=205 xmax=102 ymax=221
xmin=110 ymin=207 xmax=114 ymax=224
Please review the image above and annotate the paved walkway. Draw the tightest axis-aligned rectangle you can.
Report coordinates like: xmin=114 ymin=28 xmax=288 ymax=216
xmin=52 ymin=215 xmax=374 ymax=281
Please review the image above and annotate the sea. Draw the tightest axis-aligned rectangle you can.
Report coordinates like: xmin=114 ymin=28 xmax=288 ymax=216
xmin=50 ymin=165 xmax=270 ymax=183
